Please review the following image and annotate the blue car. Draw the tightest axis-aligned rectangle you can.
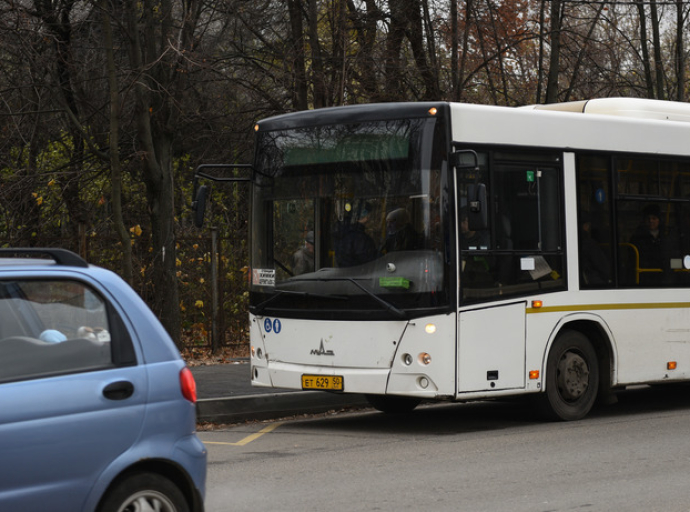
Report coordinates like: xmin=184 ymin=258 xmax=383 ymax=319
xmin=0 ymin=248 xmax=206 ymax=512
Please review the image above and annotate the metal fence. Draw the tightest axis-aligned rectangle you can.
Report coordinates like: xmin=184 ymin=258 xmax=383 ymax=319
xmin=22 ymin=227 xmax=249 ymax=353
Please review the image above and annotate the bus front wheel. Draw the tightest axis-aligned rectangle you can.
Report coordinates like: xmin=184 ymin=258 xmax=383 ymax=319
xmin=539 ymin=330 xmax=599 ymax=421
xmin=366 ymin=394 xmax=421 ymax=414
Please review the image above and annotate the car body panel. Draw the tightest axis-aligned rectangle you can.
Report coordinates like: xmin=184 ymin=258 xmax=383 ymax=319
xmin=0 ymin=254 xmax=206 ymax=512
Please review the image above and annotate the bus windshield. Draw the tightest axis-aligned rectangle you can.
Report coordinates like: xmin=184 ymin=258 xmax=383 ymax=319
xmin=250 ymin=115 xmax=451 ymax=320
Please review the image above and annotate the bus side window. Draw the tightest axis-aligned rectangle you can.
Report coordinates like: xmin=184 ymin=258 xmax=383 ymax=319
xmin=461 ymin=152 xmax=566 ymax=302
xmin=576 ymin=154 xmax=614 ymax=289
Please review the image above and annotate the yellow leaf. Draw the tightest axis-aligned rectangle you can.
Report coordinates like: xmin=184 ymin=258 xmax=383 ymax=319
xmin=195 ymin=300 xmax=204 ymax=309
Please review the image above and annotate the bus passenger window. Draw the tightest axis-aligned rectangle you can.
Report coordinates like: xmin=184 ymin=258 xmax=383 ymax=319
xmin=579 ymin=213 xmax=611 ymax=286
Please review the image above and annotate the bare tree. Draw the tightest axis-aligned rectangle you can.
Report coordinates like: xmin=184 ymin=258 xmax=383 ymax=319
xmin=122 ymin=0 xmax=204 ymax=345
xmin=99 ymin=0 xmax=133 ymax=284
xmin=674 ymin=0 xmax=688 ymax=101
xmin=545 ymin=0 xmax=562 ymax=103
xmin=287 ymin=0 xmax=309 ymax=110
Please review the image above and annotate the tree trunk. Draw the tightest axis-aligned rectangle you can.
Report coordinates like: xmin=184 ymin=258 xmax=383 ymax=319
xmin=451 ymin=0 xmax=459 ymax=101
xmin=100 ymin=0 xmax=133 ymax=285
xmin=545 ymin=0 xmax=562 ymax=103
xmin=676 ymin=0 xmax=685 ymax=102
xmin=307 ymin=0 xmax=327 ymax=107
xmin=563 ymin=3 xmax=606 ymax=102
xmin=650 ymin=0 xmax=665 ymax=100
xmin=405 ymin=0 xmax=439 ymax=99
xmin=458 ymin=0 xmax=472 ymax=102
xmin=637 ymin=2 xmax=655 ymax=98
xmin=384 ymin=0 xmax=407 ymax=100
xmin=346 ymin=0 xmax=382 ymax=100
xmin=536 ymin=0 xmax=546 ymax=103
xmin=124 ymin=0 xmax=187 ymax=345
xmin=34 ymin=0 xmax=88 ymax=237
xmin=287 ymin=0 xmax=309 ymax=110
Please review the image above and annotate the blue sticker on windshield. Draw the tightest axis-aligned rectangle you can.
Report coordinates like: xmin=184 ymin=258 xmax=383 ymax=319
xmin=273 ymin=319 xmax=282 ymax=334
xmin=264 ymin=318 xmax=272 ymax=333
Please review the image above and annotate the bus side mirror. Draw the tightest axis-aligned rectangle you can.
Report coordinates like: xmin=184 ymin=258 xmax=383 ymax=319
xmin=468 ymin=183 xmax=488 ymax=231
xmin=450 ymin=150 xmax=478 ymax=169
xmin=451 ymin=148 xmax=487 ymax=231
xmin=192 ymin=184 xmax=209 ymax=228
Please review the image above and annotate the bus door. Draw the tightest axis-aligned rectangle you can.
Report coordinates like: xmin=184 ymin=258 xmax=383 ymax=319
xmin=454 ymin=149 xmax=565 ymax=394
xmin=458 ymin=302 xmax=526 ymax=393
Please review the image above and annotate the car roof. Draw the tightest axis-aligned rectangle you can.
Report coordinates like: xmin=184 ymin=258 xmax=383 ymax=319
xmin=0 ymin=248 xmax=88 ymax=269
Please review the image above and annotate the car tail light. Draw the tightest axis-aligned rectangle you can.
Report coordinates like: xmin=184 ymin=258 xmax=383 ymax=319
xmin=180 ymin=367 xmax=197 ymax=403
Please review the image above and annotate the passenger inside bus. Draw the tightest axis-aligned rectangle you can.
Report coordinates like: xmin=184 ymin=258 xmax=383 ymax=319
xmin=630 ymin=204 xmax=673 ymax=285
xmin=334 ymin=203 xmax=378 ymax=267
xmin=292 ymin=231 xmax=315 ymax=275
xmin=381 ymin=208 xmax=420 ymax=253
xmin=579 ymin=213 xmax=611 ymax=286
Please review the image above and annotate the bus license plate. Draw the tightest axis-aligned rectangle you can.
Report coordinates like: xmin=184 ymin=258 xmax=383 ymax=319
xmin=301 ymin=375 xmax=344 ymax=391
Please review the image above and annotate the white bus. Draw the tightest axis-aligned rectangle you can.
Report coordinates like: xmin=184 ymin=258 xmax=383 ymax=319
xmin=196 ymin=98 xmax=690 ymax=421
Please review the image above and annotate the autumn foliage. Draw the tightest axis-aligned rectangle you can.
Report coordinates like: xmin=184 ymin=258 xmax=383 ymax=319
xmin=1 ymin=0 xmax=688 ymax=351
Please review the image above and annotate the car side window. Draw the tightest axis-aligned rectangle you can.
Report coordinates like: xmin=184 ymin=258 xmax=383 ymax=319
xmin=0 ymin=279 xmax=126 ymax=383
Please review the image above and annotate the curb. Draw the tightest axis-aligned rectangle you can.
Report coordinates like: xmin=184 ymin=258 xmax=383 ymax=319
xmin=196 ymin=392 xmax=370 ymax=423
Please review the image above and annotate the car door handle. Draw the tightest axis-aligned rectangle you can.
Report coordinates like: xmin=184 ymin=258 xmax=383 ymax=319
xmin=103 ymin=381 xmax=135 ymax=400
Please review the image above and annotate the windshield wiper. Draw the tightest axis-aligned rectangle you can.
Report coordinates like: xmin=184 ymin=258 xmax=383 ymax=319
xmin=253 ymin=278 xmax=407 ymax=319
xmin=302 ymin=277 xmax=407 ymax=319
xmin=343 ymin=278 xmax=407 ymax=319
xmin=252 ymin=289 xmax=347 ymax=315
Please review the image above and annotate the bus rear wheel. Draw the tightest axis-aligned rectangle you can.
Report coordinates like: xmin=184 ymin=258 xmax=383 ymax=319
xmin=366 ymin=394 xmax=421 ymax=414
xmin=539 ymin=330 xmax=599 ymax=421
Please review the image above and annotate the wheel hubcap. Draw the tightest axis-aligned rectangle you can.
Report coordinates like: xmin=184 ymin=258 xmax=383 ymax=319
xmin=118 ymin=490 xmax=177 ymax=512
xmin=557 ymin=351 xmax=589 ymax=401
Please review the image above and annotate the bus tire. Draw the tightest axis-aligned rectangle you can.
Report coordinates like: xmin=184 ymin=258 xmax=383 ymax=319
xmin=365 ymin=394 xmax=421 ymax=414
xmin=539 ymin=330 xmax=599 ymax=421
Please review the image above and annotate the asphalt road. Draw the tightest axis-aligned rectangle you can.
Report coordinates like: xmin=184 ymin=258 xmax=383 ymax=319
xmin=198 ymin=384 xmax=690 ymax=512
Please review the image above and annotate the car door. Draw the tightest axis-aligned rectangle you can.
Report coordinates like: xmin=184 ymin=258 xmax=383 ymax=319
xmin=0 ymin=277 xmax=147 ymax=512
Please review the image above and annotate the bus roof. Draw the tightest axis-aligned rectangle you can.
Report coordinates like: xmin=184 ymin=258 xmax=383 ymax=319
xmin=451 ymin=98 xmax=690 ymax=157
xmin=256 ymin=97 xmax=690 ymax=158
xmin=526 ymin=97 xmax=690 ymax=123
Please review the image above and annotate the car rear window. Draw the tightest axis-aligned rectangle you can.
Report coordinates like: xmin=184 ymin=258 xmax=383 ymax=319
xmin=0 ymin=280 xmax=116 ymax=382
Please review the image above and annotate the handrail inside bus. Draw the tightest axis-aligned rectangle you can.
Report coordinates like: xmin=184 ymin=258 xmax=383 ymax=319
xmin=619 ymin=242 xmax=663 ymax=285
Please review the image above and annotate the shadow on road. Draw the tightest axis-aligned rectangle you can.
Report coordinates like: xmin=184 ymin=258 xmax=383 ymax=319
xmin=289 ymin=384 xmax=690 ymax=435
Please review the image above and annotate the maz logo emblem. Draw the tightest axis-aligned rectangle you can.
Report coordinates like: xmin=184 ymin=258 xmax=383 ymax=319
xmin=310 ymin=339 xmax=334 ymax=356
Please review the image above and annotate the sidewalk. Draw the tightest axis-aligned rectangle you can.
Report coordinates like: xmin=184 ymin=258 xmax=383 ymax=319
xmin=191 ymin=360 xmax=369 ymax=423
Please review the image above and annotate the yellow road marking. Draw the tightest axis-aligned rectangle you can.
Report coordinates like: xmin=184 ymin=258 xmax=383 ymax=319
xmin=203 ymin=422 xmax=284 ymax=447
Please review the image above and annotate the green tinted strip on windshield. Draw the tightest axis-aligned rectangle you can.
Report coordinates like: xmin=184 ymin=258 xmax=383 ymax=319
xmin=284 ymin=135 xmax=409 ymax=166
